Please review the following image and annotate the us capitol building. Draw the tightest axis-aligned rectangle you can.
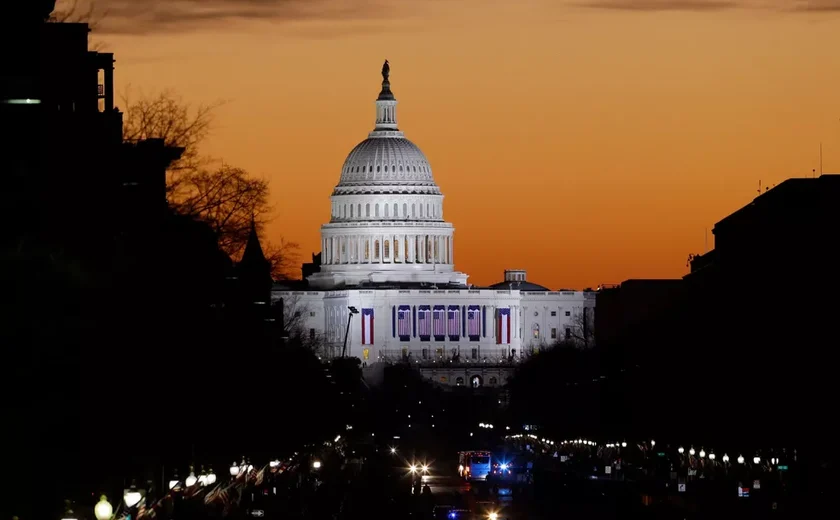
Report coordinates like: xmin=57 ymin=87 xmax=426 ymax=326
xmin=273 ymin=61 xmax=595 ymax=387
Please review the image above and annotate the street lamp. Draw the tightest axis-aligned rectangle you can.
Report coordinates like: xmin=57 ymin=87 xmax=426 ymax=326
xmin=342 ymin=306 xmax=360 ymax=358
xmin=737 ymin=455 xmax=745 ymax=464
xmin=699 ymin=449 xmax=706 ymax=458
xmin=61 ymin=500 xmax=77 ymax=520
xmin=185 ymin=466 xmax=198 ymax=487
xmin=123 ymin=481 xmax=144 ymax=509
xmin=650 ymin=440 xmax=656 ymax=447
xmin=689 ymin=447 xmax=696 ymax=456
xmin=94 ymin=496 xmax=113 ymax=520
xmin=197 ymin=466 xmax=208 ymax=486
xmin=229 ymin=461 xmax=240 ymax=477
xmin=678 ymin=447 xmax=685 ymax=454
xmin=168 ymin=471 xmax=181 ymax=491
xmin=722 ymin=454 xmax=730 ymax=463
xmin=207 ymin=467 xmax=217 ymax=485
xmin=621 ymin=442 xmax=627 ymax=448
xmin=709 ymin=452 xmax=716 ymax=461
xmin=312 ymin=460 xmax=322 ymax=469
xmin=390 ymin=447 xmax=397 ymax=455
xmin=753 ymin=456 xmax=761 ymax=465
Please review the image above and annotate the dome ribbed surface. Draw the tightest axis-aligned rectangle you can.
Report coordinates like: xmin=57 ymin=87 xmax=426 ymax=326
xmin=338 ymin=137 xmax=436 ymax=186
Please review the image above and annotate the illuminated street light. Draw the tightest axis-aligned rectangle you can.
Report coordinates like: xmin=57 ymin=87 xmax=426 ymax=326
xmin=650 ymin=440 xmax=656 ymax=447
xmin=709 ymin=453 xmax=716 ymax=461
xmin=168 ymin=471 xmax=181 ymax=490
xmin=197 ymin=466 xmax=208 ymax=486
xmin=229 ymin=462 xmax=240 ymax=477
xmin=123 ymin=481 xmax=144 ymax=508
xmin=678 ymin=447 xmax=685 ymax=454
xmin=737 ymin=455 xmax=745 ymax=464
xmin=421 ymin=464 xmax=429 ymax=473
xmin=269 ymin=460 xmax=280 ymax=468
xmin=206 ymin=467 xmax=216 ymax=485
xmin=621 ymin=442 xmax=627 ymax=448
xmin=390 ymin=447 xmax=397 ymax=454
xmin=488 ymin=512 xmax=499 ymax=520
xmin=753 ymin=456 xmax=760 ymax=465
xmin=699 ymin=449 xmax=706 ymax=458
xmin=722 ymin=454 xmax=730 ymax=463
xmin=689 ymin=447 xmax=696 ymax=456
xmin=185 ymin=466 xmax=198 ymax=487
xmin=312 ymin=461 xmax=322 ymax=469
xmin=409 ymin=464 xmax=417 ymax=473
xmin=94 ymin=496 xmax=113 ymax=520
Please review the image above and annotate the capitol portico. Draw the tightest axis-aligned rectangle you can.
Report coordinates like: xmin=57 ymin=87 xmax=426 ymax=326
xmin=274 ymin=61 xmax=594 ymax=387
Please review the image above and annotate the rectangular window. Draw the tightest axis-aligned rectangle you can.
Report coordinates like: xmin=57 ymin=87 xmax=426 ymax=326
xmin=471 ymin=348 xmax=478 ymax=360
xmin=551 ymin=311 xmax=557 ymax=317
xmin=551 ymin=328 xmax=557 ymax=339
xmin=565 ymin=311 xmax=571 ymax=317
xmin=310 ymin=311 xmax=316 ymax=317
xmin=422 ymin=348 xmax=428 ymax=360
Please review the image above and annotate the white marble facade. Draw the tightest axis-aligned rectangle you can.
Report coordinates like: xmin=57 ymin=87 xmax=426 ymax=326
xmin=273 ymin=287 xmax=595 ymax=364
xmin=273 ymin=63 xmax=595 ymax=376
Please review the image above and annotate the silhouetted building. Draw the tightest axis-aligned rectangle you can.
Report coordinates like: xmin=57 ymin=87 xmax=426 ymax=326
xmin=237 ymin=220 xmax=274 ymax=307
xmin=594 ymin=279 xmax=684 ymax=350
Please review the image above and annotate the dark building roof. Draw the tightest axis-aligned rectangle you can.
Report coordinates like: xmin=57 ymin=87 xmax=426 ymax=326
xmin=486 ymin=280 xmax=551 ymax=291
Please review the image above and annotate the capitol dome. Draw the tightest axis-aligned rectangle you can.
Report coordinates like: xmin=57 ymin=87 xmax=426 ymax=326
xmin=307 ymin=61 xmax=468 ymax=289
xmin=337 ymin=137 xmax=438 ymax=191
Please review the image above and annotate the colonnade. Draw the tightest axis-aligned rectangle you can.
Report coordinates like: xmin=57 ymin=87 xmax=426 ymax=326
xmin=322 ymin=234 xmax=453 ymax=265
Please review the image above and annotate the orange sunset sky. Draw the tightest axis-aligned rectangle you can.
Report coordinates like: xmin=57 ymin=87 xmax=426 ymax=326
xmin=80 ymin=0 xmax=840 ymax=289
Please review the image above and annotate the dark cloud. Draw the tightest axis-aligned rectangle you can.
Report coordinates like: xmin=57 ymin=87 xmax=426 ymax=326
xmin=579 ymin=0 xmax=737 ymax=11
xmin=577 ymin=0 xmax=840 ymax=13
xmin=791 ymin=0 xmax=840 ymax=11
xmin=76 ymin=0 xmax=394 ymax=35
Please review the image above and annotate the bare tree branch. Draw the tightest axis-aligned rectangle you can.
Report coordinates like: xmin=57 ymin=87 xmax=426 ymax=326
xmin=568 ymin=306 xmax=596 ymax=348
xmin=265 ymin=239 xmax=301 ymax=281
xmin=176 ymin=165 xmax=272 ymax=259
xmin=120 ymin=86 xmax=223 ymax=191
xmin=278 ymin=294 xmax=325 ymax=354
xmin=48 ymin=0 xmax=108 ymax=49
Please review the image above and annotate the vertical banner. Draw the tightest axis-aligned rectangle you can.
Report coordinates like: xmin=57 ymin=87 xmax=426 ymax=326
xmin=468 ymin=305 xmax=481 ymax=341
xmin=361 ymin=308 xmax=374 ymax=345
xmin=418 ymin=305 xmax=431 ymax=341
xmin=392 ymin=306 xmax=396 ymax=338
xmin=447 ymin=305 xmax=460 ymax=341
xmin=398 ymin=305 xmax=411 ymax=341
xmin=482 ymin=305 xmax=486 ymax=338
xmin=433 ymin=305 xmax=446 ymax=341
xmin=496 ymin=307 xmax=511 ymax=344
xmin=462 ymin=305 xmax=467 ymax=337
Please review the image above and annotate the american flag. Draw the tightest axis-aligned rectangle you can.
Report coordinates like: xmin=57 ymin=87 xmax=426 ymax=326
xmin=497 ymin=307 xmax=511 ymax=344
xmin=398 ymin=306 xmax=411 ymax=338
xmin=361 ymin=308 xmax=374 ymax=345
xmin=447 ymin=306 xmax=460 ymax=339
xmin=433 ymin=306 xmax=445 ymax=337
xmin=468 ymin=306 xmax=481 ymax=337
xmin=418 ymin=306 xmax=431 ymax=337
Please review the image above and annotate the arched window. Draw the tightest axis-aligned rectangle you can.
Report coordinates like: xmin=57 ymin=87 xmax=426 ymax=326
xmin=434 ymin=236 xmax=439 ymax=262
xmin=455 ymin=377 xmax=464 ymax=386
xmin=374 ymin=240 xmax=380 ymax=260
xmin=403 ymin=203 xmax=408 ymax=218
xmin=342 ymin=205 xmax=346 ymax=218
xmin=489 ymin=376 xmax=498 ymax=386
xmin=393 ymin=203 xmax=398 ymax=217
xmin=426 ymin=236 xmax=433 ymax=260
xmin=394 ymin=239 xmax=400 ymax=261
xmin=419 ymin=204 xmax=423 ymax=218
xmin=412 ymin=204 xmax=416 ymax=218
xmin=364 ymin=240 xmax=370 ymax=261
xmin=384 ymin=204 xmax=389 ymax=218
xmin=532 ymin=324 xmax=540 ymax=339
xmin=357 ymin=204 xmax=361 ymax=217
xmin=384 ymin=240 xmax=390 ymax=258
xmin=375 ymin=204 xmax=380 ymax=217
xmin=405 ymin=237 xmax=410 ymax=261
xmin=366 ymin=203 xmax=370 ymax=217
xmin=350 ymin=205 xmax=354 ymax=218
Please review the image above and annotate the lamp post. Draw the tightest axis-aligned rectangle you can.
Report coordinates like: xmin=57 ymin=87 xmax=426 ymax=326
xmin=123 ymin=481 xmax=145 ymax=520
xmin=185 ymin=465 xmax=198 ymax=487
xmin=230 ymin=461 xmax=240 ymax=478
xmin=207 ymin=467 xmax=216 ymax=485
xmin=342 ymin=306 xmax=360 ymax=358
xmin=61 ymin=500 xmax=77 ymax=520
xmin=94 ymin=496 xmax=113 ymax=520
xmin=168 ymin=471 xmax=182 ymax=491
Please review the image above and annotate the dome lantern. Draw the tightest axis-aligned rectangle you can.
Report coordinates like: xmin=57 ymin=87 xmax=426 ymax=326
xmin=374 ymin=59 xmax=398 ymax=131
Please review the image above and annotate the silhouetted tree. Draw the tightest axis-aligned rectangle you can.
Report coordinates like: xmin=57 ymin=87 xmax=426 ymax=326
xmin=568 ymin=307 xmax=595 ymax=348
xmin=120 ymin=89 xmax=299 ymax=266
